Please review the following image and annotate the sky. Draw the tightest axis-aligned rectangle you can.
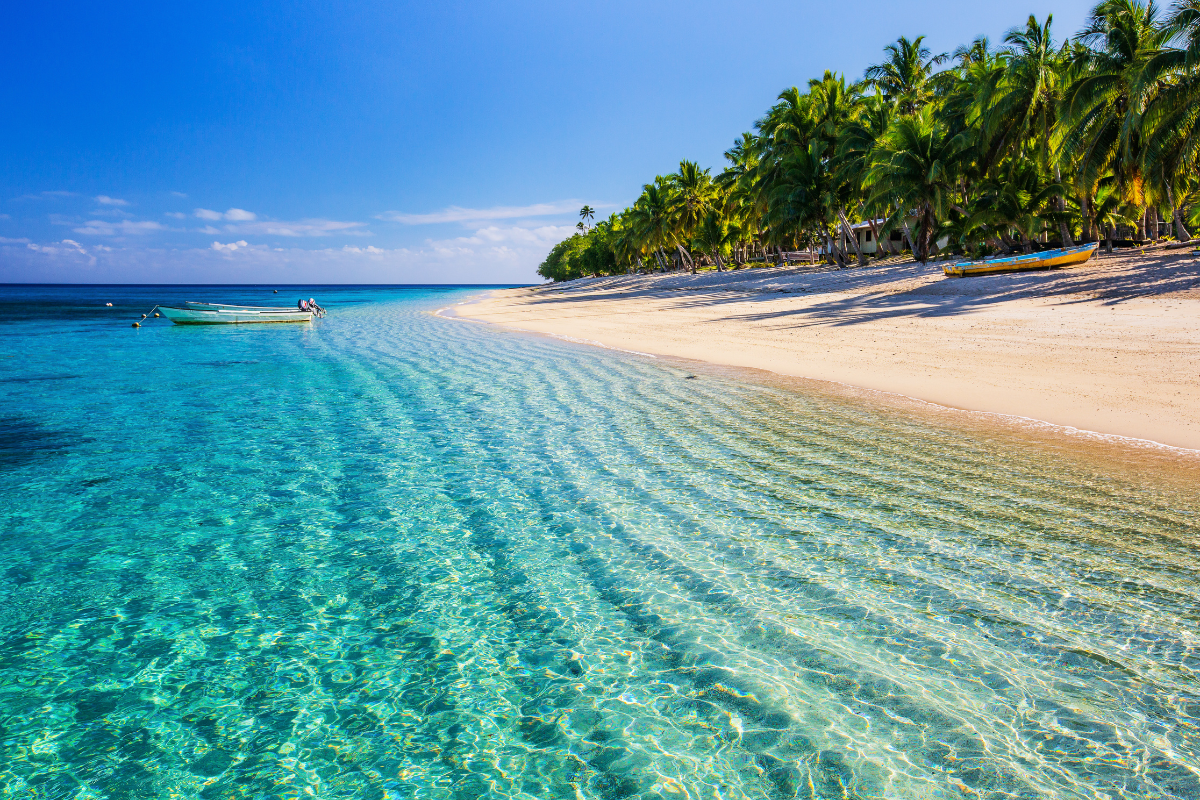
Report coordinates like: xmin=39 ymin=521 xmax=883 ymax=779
xmin=1 ymin=0 xmax=1095 ymax=284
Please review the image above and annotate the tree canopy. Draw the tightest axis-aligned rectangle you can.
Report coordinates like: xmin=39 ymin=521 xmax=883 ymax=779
xmin=540 ymin=2 xmax=1200 ymax=281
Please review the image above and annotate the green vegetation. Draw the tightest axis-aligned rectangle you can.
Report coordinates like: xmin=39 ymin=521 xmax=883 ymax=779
xmin=539 ymin=1 xmax=1200 ymax=282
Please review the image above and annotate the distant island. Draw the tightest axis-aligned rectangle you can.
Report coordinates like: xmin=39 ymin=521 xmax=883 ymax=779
xmin=541 ymin=1 xmax=1200 ymax=281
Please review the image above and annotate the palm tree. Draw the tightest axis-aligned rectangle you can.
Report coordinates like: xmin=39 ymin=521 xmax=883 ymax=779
xmin=1139 ymin=0 xmax=1200 ymax=240
xmin=968 ymin=162 xmax=1066 ymax=252
xmin=983 ymin=15 xmax=1075 ymax=244
xmin=629 ymin=181 xmax=676 ymax=271
xmin=865 ymin=35 xmax=949 ymax=115
xmin=692 ymin=211 xmax=737 ymax=271
xmin=953 ymin=36 xmax=992 ymax=68
xmin=836 ymin=90 xmax=892 ymax=257
xmin=579 ymin=205 xmax=595 ymax=231
xmin=1060 ymin=0 xmax=1168 ymax=240
xmin=864 ymin=107 xmax=964 ymax=261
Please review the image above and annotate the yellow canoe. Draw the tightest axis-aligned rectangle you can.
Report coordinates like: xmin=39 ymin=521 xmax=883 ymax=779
xmin=944 ymin=243 xmax=1099 ymax=277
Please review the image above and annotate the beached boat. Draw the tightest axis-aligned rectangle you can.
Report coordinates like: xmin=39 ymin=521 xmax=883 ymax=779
xmin=159 ymin=305 xmax=314 ymax=324
xmin=944 ymin=242 xmax=1099 ymax=277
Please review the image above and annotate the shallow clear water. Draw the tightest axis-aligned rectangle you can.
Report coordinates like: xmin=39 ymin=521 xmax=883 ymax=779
xmin=1 ymin=285 xmax=1198 ymax=800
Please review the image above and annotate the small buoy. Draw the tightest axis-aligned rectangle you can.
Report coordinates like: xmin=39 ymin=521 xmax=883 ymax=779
xmin=141 ymin=314 xmax=148 ymax=319
xmin=154 ymin=312 xmax=160 ymax=317
xmin=132 ymin=322 xmax=140 ymax=328
xmin=105 ymin=302 xmax=113 ymax=307
xmin=274 ymin=289 xmax=279 ymax=293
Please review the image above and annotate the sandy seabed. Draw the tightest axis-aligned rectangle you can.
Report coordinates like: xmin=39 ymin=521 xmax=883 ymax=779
xmin=459 ymin=248 xmax=1200 ymax=453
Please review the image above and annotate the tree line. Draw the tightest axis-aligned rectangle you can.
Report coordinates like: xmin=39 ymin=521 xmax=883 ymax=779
xmin=539 ymin=0 xmax=1200 ymax=282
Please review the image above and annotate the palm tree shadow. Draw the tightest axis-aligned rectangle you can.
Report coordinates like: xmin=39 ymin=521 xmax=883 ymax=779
xmin=716 ymin=254 xmax=1200 ymax=328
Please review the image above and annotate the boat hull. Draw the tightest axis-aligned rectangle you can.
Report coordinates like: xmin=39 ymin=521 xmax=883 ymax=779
xmin=184 ymin=301 xmax=300 ymax=311
xmin=159 ymin=306 xmax=313 ymax=324
xmin=944 ymin=243 xmax=1099 ymax=277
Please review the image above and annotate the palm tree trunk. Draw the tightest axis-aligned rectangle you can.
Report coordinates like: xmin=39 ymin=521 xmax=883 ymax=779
xmin=1174 ymin=209 xmax=1192 ymax=243
xmin=1080 ymin=193 xmax=1093 ymax=242
xmin=1149 ymin=207 xmax=1159 ymax=243
xmin=1054 ymin=165 xmax=1075 ymax=247
xmin=901 ymin=220 xmax=918 ymax=261
xmin=821 ymin=232 xmax=838 ymax=266
xmin=867 ymin=218 xmax=887 ymax=258
xmin=678 ymin=244 xmax=695 ymax=273
xmin=837 ymin=209 xmax=866 ymax=266
xmin=1136 ymin=208 xmax=1147 ymax=243
xmin=921 ymin=207 xmax=936 ymax=263
xmin=710 ymin=248 xmax=724 ymax=271
xmin=1166 ymin=184 xmax=1191 ymax=242
xmin=1104 ymin=225 xmax=1113 ymax=253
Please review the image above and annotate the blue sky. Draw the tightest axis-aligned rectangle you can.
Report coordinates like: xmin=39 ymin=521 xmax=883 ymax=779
xmin=2 ymin=0 xmax=1093 ymax=284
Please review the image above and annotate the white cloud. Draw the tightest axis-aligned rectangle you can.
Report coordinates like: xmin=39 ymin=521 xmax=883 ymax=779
xmin=0 ymin=213 xmax=9 ymax=220
xmin=25 ymin=238 xmax=95 ymax=264
xmin=195 ymin=207 xmax=258 ymax=221
xmin=73 ymin=219 xmax=165 ymax=236
xmin=170 ymin=191 xmax=188 ymax=198
xmin=2 ymin=219 xmax=577 ymax=283
xmin=165 ymin=212 xmax=188 ymax=219
xmin=96 ymin=195 xmax=129 ymax=206
xmin=380 ymin=201 xmax=593 ymax=225
xmin=224 ymin=218 xmax=367 ymax=237
xmin=0 ymin=236 xmax=30 ymax=243
xmin=198 ymin=225 xmax=222 ymax=234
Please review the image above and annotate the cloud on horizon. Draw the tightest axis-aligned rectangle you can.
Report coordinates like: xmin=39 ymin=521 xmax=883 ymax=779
xmin=95 ymin=195 xmax=129 ymax=206
xmin=380 ymin=201 xmax=597 ymax=226
xmin=4 ymin=222 xmax=572 ymax=283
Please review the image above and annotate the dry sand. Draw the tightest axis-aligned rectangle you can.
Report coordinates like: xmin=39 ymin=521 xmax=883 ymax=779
xmin=457 ymin=248 xmax=1200 ymax=451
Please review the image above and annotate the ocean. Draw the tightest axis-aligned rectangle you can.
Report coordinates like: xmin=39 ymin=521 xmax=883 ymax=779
xmin=1 ymin=284 xmax=1198 ymax=799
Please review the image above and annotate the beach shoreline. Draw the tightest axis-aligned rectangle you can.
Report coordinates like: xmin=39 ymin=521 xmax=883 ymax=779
xmin=458 ymin=249 xmax=1200 ymax=452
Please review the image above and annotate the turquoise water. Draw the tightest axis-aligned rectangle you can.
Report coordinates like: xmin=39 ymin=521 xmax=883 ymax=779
xmin=1 ymin=285 xmax=1199 ymax=800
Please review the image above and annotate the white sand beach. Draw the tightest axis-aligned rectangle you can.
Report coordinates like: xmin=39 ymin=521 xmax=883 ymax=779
xmin=461 ymin=249 xmax=1200 ymax=450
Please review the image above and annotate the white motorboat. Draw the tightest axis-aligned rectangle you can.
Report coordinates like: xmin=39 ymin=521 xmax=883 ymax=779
xmin=184 ymin=301 xmax=299 ymax=311
xmin=159 ymin=305 xmax=315 ymax=324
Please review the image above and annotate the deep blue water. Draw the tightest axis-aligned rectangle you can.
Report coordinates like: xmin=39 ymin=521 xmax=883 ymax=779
xmin=1 ymin=284 xmax=1198 ymax=800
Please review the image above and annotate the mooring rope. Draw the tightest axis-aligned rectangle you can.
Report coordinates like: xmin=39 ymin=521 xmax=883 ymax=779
xmin=132 ymin=305 xmax=160 ymax=327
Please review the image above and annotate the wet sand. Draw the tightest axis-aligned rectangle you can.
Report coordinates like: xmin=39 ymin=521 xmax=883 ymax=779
xmin=459 ymin=248 xmax=1200 ymax=451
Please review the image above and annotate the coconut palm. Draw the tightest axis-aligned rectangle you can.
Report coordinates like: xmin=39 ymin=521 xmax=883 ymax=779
xmin=865 ymin=35 xmax=949 ymax=115
xmin=864 ymin=107 xmax=964 ymax=261
xmin=1060 ymin=0 xmax=1168 ymax=238
xmin=669 ymin=161 xmax=719 ymax=240
xmin=967 ymin=162 xmax=1066 ymax=252
xmin=692 ymin=211 xmax=739 ymax=271
xmin=983 ymin=15 xmax=1075 ymax=244
xmin=1139 ymin=1 xmax=1200 ymax=239
xmin=629 ymin=180 xmax=677 ymax=271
